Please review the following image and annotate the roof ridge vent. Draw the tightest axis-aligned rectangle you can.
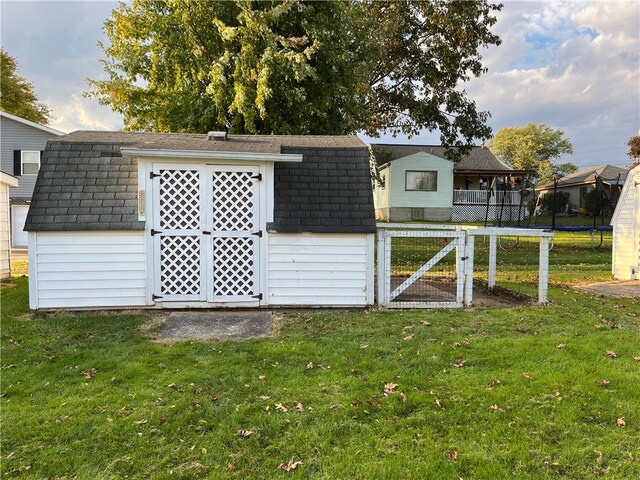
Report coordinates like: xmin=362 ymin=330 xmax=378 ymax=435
xmin=208 ymin=131 xmax=227 ymax=141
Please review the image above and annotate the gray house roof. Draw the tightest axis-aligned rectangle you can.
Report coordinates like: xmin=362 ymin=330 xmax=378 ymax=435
xmin=537 ymin=164 xmax=628 ymax=191
xmin=371 ymin=144 xmax=521 ymax=173
xmin=24 ymin=131 xmax=375 ymax=234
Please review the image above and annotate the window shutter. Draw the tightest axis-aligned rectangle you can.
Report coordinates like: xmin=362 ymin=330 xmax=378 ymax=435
xmin=13 ymin=150 xmax=21 ymax=176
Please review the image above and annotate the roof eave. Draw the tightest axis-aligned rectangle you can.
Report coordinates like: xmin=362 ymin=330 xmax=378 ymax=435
xmin=120 ymin=147 xmax=303 ymax=163
xmin=0 ymin=110 xmax=65 ymax=136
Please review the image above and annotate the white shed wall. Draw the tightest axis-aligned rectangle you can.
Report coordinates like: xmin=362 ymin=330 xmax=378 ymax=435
xmin=29 ymin=231 xmax=147 ymax=309
xmin=612 ymin=167 xmax=640 ymax=280
xmin=267 ymin=233 xmax=374 ymax=306
xmin=0 ymin=181 xmax=11 ymax=278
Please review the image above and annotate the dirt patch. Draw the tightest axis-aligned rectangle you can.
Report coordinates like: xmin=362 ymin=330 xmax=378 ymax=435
xmin=575 ymin=280 xmax=640 ymax=298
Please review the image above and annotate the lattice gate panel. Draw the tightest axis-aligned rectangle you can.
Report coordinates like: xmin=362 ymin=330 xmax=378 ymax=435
xmin=213 ymin=237 xmax=255 ymax=296
xmin=160 ymin=236 xmax=201 ymax=296
xmin=159 ymin=169 xmax=201 ymax=229
xmin=212 ymin=171 xmax=254 ymax=231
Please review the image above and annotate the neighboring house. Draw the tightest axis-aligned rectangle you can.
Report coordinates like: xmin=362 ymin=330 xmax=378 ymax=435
xmin=0 ymin=111 xmax=65 ymax=247
xmin=371 ymin=144 xmax=529 ymax=222
xmin=25 ymin=131 xmax=376 ymax=310
xmin=0 ymin=172 xmax=19 ymax=278
xmin=536 ymin=164 xmax=627 ymax=215
xmin=610 ymin=163 xmax=639 ymax=280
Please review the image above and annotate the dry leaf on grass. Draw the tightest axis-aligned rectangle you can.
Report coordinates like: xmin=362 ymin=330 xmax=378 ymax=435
xmin=306 ymin=362 xmax=314 ymax=369
xmin=617 ymin=417 xmax=626 ymax=427
xmin=278 ymin=459 xmax=303 ymax=472
xmin=368 ymin=400 xmax=381 ymax=410
xmin=400 ymin=392 xmax=407 ymax=403
xmin=383 ymin=383 xmax=398 ymax=395
xmin=606 ymin=351 xmax=617 ymax=358
xmin=633 ymin=356 xmax=640 ymax=361
xmin=296 ymin=402 xmax=305 ymax=412
xmin=597 ymin=379 xmax=610 ymax=387
xmin=453 ymin=356 xmax=466 ymax=368
xmin=490 ymin=404 xmax=504 ymax=413
xmin=448 ymin=451 xmax=458 ymax=462
xmin=81 ymin=368 xmax=96 ymax=379
xmin=193 ymin=387 xmax=204 ymax=395
xmin=257 ymin=375 xmax=266 ymax=381
xmin=420 ymin=320 xmax=431 ymax=326
xmin=523 ymin=373 xmax=534 ymax=380
xmin=133 ymin=419 xmax=147 ymax=425
xmin=159 ymin=417 xmax=168 ymax=425
xmin=238 ymin=429 xmax=254 ymax=438
xmin=352 ymin=399 xmax=363 ymax=406
xmin=435 ymin=399 xmax=444 ymax=410
xmin=488 ymin=379 xmax=502 ymax=388
xmin=275 ymin=403 xmax=288 ymax=413
xmin=556 ymin=344 xmax=567 ymax=349
xmin=404 ymin=334 xmax=414 ymax=341
xmin=210 ymin=395 xmax=219 ymax=402
xmin=403 ymin=325 xmax=414 ymax=331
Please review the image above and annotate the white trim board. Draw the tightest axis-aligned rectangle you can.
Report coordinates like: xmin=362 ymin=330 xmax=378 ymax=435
xmin=122 ymin=147 xmax=303 ymax=163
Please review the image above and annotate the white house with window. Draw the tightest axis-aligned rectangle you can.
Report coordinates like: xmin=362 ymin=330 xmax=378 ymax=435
xmin=371 ymin=144 xmax=529 ymax=222
xmin=0 ymin=111 xmax=64 ymax=247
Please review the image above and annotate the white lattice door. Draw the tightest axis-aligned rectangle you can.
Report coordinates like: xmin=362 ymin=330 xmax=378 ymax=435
xmin=208 ymin=165 xmax=260 ymax=302
xmin=151 ymin=164 xmax=261 ymax=304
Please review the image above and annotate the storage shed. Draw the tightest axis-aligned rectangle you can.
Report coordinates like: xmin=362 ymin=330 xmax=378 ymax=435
xmin=25 ymin=132 xmax=376 ymax=309
xmin=611 ymin=163 xmax=640 ymax=280
xmin=1 ymin=172 xmax=19 ymax=278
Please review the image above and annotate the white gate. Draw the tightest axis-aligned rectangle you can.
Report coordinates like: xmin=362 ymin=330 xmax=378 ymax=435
xmin=378 ymin=230 xmax=466 ymax=308
xmin=151 ymin=164 xmax=261 ymax=304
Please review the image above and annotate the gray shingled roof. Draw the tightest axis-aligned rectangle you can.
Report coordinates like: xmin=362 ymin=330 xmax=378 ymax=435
xmin=371 ymin=144 xmax=516 ymax=172
xmin=537 ymin=164 xmax=628 ymax=190
xmin=25 ymin=131 xmax=375 ymax=234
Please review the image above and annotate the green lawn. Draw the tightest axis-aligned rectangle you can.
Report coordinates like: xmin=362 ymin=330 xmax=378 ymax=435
xmin=2 ymin=235 xmax=639 ymax=478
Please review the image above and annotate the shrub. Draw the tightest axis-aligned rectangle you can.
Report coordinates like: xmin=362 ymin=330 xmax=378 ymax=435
xmin=539 ymin=191 xmax=569 ymax=216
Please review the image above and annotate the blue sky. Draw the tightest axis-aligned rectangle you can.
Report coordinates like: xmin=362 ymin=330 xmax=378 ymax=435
xmin=2 ymin=0 xmax=639 ymax=169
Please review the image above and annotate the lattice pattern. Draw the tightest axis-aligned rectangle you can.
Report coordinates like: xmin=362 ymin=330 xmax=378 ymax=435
xmin=213 ymin=237 xmax=254 ymax=296
xmin=159 ymin=170 xmax=200 ymax=229
xmin=212 ymin=171 xmax=254 ymax=231
xmin=452 ymin=205 xmax=528 ymax=223
xmin=160 ymin=236 xmax=201 ymax=295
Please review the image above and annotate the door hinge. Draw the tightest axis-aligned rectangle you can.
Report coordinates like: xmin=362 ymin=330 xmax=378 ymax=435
xmin=251 ymin=173 xmax=262 ymax=181
xmin=252 ymin=230 xmax=263 ymax=238
xmin=202 ymin=231 xmax=211 ymax=235
xmin=461 ymin=256 xmax=468 ymax=261
xmin=151 ymin=229 xmax=162 ymax=236
xmin=152 ymin=294 xmax=163 ymax=301
xmin=252 ymin=293 xmax=263 ymax=301
xmin=150 ymin=172 xmax=161 ymax=179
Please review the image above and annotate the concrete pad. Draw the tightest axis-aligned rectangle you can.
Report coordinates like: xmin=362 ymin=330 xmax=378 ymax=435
xmin=159 ymin=311 xmax=272 ymax=341
xmin=576 ymin=280 xmax=640 ymax=298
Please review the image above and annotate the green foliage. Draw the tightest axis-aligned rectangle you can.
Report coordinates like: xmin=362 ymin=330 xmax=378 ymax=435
xmin=88 ymin=0 xmax=502 ymax=159
xmin=488 ymin=123 xmax=574 ymax=183
xmin=552 ymin=162 xmax=578 ymax=179
xmin=628 ymin=135 xmax=640 ymax=164
xmin=0 ymin=49 xmax=52 ymax=125
xmin=539 ymin=191 xmax=569 ymax=216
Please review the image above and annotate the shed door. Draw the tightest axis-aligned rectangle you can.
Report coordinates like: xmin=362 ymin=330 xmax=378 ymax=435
xmin=152 ymin=164 xmax=261 ymax=303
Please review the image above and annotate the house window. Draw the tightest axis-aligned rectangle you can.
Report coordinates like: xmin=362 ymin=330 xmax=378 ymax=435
xmin=21 ymin=151 xmax=41 ymax=175
xmin=406 ymin=171 xmax=437 ymax=191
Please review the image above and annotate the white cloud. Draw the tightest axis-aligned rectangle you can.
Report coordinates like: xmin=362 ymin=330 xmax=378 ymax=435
xmin=48 ymin=94 xmax=122 ymax=133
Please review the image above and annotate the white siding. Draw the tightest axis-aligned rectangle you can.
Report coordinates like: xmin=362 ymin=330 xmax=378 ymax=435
xmin=388 ymin=153 xmax=454 ymax=208
xmin=612 ymin=167 xmax=640 ymax=280
xmin=267 ymin=233 xmax=374 ymax=306
xmin=30 ymin=231 xmax=147 ymax=309
xmin=0 ymin=181 xmax=11 ymax=278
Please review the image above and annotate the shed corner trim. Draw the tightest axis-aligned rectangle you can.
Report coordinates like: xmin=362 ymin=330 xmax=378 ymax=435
xmin=120 ymin=147 xmax=303 ymax=163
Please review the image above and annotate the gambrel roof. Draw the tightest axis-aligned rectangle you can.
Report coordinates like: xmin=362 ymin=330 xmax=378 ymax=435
xmin=24 ymin=131 xmax=375 ymax=234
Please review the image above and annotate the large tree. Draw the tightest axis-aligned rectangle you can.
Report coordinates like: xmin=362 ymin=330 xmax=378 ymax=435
xmin=0 ymin=49 xmax=52 ymax=125
xmin=488 ymin=123 xmax=575 ymax=184
xmin=88 ymin=0 xmax=502 ymax=160
xmin=628 ymin=135 xmax=640 ymax=166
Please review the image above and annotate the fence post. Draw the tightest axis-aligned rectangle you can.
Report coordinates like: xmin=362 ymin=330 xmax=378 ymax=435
xmin=377 ymin=231 xmax=386 ymax=306
xmin=488 ymin=234 xmax=497 ymax=289
xmin=538 ymin=236 xmax=550 ymax=305
xmin=464 ymin=234 xmax=475 ymax=306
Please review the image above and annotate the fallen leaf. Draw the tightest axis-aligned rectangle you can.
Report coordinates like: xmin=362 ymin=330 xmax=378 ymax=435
xmin=296 ymin=402 xmax=305 ymax=412
xmin=275 ymin=403 xmax=288 ymax=413
xmin=404 ymin=334 xmax=414 ymax=341
xmin=400 ymin=392 xmax=407 ymax=403
xmin=368 ymin=400 xmax=381 ymax=410
xmin=193 ymin=387 xmax=204 ymax=395
xmin=360 ymin=344 xmax=368 ymax=349
xmin=453 ymin=356 xmax=466 ymax=368
xmin=556 ymin=343 xmax=567 ymax=349
xmin=523 ymin=373 xmax=534 ymax=380
xmin=633 ymin=356 xmax=640 ymax=361
xmin=330 ymin=404 xmax=344 ymax=410
xmin=134 ymin=419 xmax=147 ymax=425
xmin=383 ymin=383 xmax=398 ymax=395
xmin=306 ymin=362 xmax=314 ymax=369
xmin=352 ymin=399 xmax=363 ymax=406
xmin=402 ymin=325 xmax=414 ymax=331
xmin=448 ymin=451 xmax=458 ymax=462
xmin=81 ymin=368 xmax=96 ymax=379
xmin=490 ymin=404 xmax=504 ymax=413
xmin=227 ymin=463 xmax=235 ymax=470
xmin=488 ymin=379 xmax=502 ymax=388
xmin=49 ymin=355 xmax=59 ymax=362
xmin=435 ymin=399 xmax=444 ymax=410
xmin=238 ymin=429 xmax=254 ymax=438
xmin=167 ymin=383 xmax=177 ymax=389
xmin=606 ymin=351 xmax=617 ymax=358
xmin=210 ymin=395 xmax=219 ymax=402
xmin=159 ymin=417 xmax=168 ymax=425
xmin=453 ymin=342 xmax=461 ymax=348
xmin=257 ymin=375 xmax=266 ymax=381
xmin=617 ymin=417 xmax=626 ymax=427
xmin=420 ymin=320 xmax=431 ymax=326
xmin=597 ymin=379 xmax=610 ymax=387
xmin=259 ymin=395 xmax=271 ymax=400
xmin=278 ymin=459 xmax=303 ymax=472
